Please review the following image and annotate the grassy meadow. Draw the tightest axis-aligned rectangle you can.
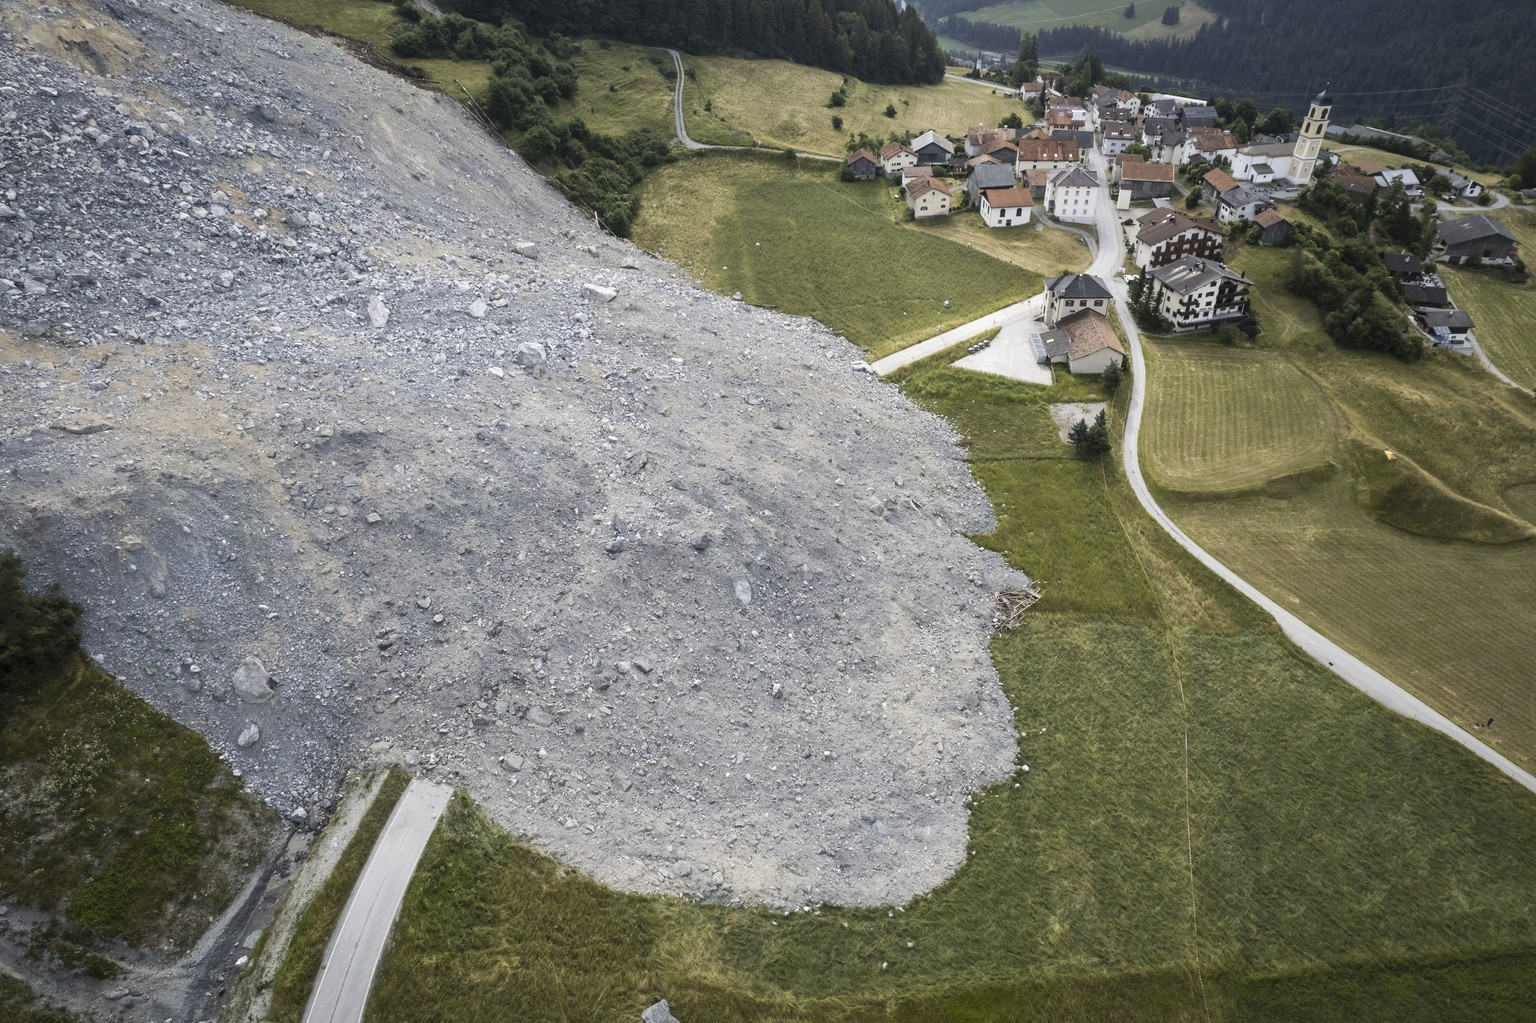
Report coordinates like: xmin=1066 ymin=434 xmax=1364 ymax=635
xmin=678 ymin=53 xmax=1020 ymax=155
xmin=1137 ymin=242 xmax=1536 ymax=771
xmin=0 ymin=654 xmax=275 ymax=951
xmin=912 ymin=211 xmax=1093 ymax=277
xmin=631 ymin=151 xmax=1040 ymax=358
xmin=367 ymin=354 xmax=1536 ymax=1022
xmin=958 ymin=0 xmax=1218 ymax=41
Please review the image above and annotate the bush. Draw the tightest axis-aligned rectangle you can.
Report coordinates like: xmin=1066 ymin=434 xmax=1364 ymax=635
xmin=830 ymin=89 xmax=846 ymax=108
xmin=1069 ymin=411 xmax=1111 ymax=458
xmin=831 ymin=115 xmax=843 ymax=131
xmin=0 ymin=550 xmax=82 ymax=694
xmin=884 ymin=103 xmax=897 ymax=118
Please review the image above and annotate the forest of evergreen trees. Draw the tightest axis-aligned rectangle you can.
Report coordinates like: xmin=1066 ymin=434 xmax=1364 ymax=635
xmin=438 ymin=0 xmax=946 ymax=84
xmin=1025 ymin=0 xmax=1534 ymax=161
xmin=933 ymin=14 xmax=1019 ymax=54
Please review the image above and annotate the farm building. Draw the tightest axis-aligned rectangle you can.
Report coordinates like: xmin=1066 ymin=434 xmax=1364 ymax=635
xmin=1435 ymin=215 xmax=1518 ymax=265
xmin=1036 ymin=310 xmax=1125 ymax=375
xmin=845 ymin=149 xmax=879 ymax=181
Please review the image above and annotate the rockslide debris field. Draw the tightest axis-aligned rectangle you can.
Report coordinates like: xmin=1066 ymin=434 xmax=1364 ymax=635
xmin=0 ymin=0 xmax=1026 ymax=907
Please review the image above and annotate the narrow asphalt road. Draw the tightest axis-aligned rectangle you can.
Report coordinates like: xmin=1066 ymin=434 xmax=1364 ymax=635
xmin=666 ymin=49 xmax=837 ymax=162
xmin=1084 ymin=145 xmax=1536 ymax=796
xmin=869 ymin=295 xmax=1043 ymax=375
xmin=302 ymin=779 xmax=454 ymax=1023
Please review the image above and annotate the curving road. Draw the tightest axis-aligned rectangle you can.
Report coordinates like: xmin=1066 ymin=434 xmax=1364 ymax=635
xmin=874 ymin=147 xmax=1535 ymax=795
xmin=666 ymin=49 xmax=838 ymax=162
xmin=302 ymin=779 xmax=454 ymax=1023
xmin=1081 ymin=146 xmax=1536 ymax=796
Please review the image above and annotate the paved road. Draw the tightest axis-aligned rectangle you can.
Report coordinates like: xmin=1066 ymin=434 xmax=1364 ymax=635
xmin=302 ymin=780 xmax=455 ymax=1023
xmin=1084 ymin=144 xmax=1536 ymax=796
xmin=869 ymin=295 xmax=1043 ymax=376
xmin=666 ymin=49 xmax=837 ymax=162
xmin=944 ymin=73 xmax=1014 ymax=92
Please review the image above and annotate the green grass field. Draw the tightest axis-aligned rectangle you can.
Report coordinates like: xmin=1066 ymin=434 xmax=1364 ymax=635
xmin=631 ymin=152 xmax=1040 ymax=358
xmin=548 ymin=41 xmax=676 ymax=139
xmin=678 ymin=53 xmax=1020 ymax=156
xmin=1140 ymin=340 xmax=1336 ymax=492
xmin=0 ymin=654 xmax=275 ymax=951
xmin=1138 ymin=242 xmax=1536 ymax=772
xmin=366 ymin=355 xmax=1536 ymax=1023
xmin=911 ymin=211 xmax=1093 ymax=277
xmin=953 ymin=0 xmax=1217 ymax=43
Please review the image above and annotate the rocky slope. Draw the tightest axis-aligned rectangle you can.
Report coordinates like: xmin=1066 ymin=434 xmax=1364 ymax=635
xmin=0 ymin=0 xmax=1024 ymax=908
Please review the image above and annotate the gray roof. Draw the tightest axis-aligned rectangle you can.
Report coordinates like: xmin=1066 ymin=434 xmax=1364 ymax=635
xmin=969 ymin=163 xmax=1016 ymax=189
xmin=1420 ymin=309 xmax=1474 ymax=331
xmin=1437 ymin=214 xmax=1516 ymax=246
xmin=1381 ymin=252 xmax=1423 ymax=274
xmin=1051 ymin=166 xmax=1099 ymax=189
xmin=1045 ymin=272 xmax=1112 ymax=301
xmin=1148 ymin=256 xmax=1250 ymax=296
xmin=1181 ymin=106 xmax=1218 ymax=126
xmin=1040 ymin=327 xmax=1071 ymax=358
xmin=1401 ymin=283 xmax=1450 ymax=306
xmin=1221 ymin=185 xmax=1269 ymax=209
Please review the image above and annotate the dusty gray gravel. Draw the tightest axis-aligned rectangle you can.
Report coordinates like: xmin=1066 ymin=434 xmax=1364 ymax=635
xmin=0 ymin=0 xmax=1025 ymax=914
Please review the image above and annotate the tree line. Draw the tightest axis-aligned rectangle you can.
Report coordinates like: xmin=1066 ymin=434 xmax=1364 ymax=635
xmin=1028 ymin=0 xmax=1535 ymax=163
xmin=440 ymin=0 xmax=946 ymax=84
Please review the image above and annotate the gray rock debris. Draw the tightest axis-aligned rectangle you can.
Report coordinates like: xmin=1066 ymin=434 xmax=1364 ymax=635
xmin=0 ymin=0 xmax=1023 ymax=910
xmin=642 ymin=1001 xmax=682 ymax=1023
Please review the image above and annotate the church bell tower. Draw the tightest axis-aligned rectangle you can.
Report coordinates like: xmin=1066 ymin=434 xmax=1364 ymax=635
xmin=1292 ymin=86 xmax=1332 ymax=183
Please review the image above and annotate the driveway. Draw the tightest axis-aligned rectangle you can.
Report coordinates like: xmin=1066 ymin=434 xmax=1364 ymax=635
xmin=952 ymin=309 xmax=1054 ymax=384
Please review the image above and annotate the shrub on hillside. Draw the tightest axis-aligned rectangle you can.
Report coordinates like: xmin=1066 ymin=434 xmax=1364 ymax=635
xmin=0 ymin=551 xmax=82 ymax=694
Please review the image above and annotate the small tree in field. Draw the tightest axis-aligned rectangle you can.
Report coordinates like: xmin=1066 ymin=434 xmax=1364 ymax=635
xmin=1069 ymin=411 xmax=1111 ymax=458
xmin=1162 ymin=4 xmax=1180 ymax=25
xmin=1124 ymin=3 xmax=1136 ymax=16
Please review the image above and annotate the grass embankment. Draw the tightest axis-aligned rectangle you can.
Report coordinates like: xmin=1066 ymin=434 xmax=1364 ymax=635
xmin=632 ymin=152 xmax=1041 ymax=358
xmin=912 ymin=212 xmax=1092 ymax=277
xmin=366 ymin=358 xmax=1536 ymax=1022
xmin=222 ymin=0 xmax=494 ymax=95
xmin=1441 ymin=208 xmax=1536 ymax=390
xmin=0 ymin=653 xmax=274 ymax=951
xmin=0 ymin=977 xmax=80 ymax=1023
xmin=679 ymin=54 xmax=1019 ymax=155
xmin=548 ymin=42 xmax=676 ymax=139
xmin=1139 ymin=242 xmax=1536 ymax=769
xmin=264 ymin=769 xmax=411 ymax=1023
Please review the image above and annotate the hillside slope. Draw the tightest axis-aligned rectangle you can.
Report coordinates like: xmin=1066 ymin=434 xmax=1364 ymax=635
xmin=0 ymin=0 xmax=1024 ymax=908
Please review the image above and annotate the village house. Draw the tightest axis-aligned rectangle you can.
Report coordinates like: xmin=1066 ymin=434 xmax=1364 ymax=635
xmin=964 ymin=127 xmax=1002 ymax=158
xmin=1046 ymin=109 xmax=1079 ymax=130
xmin=906 ymin=177 xmax=952 ymax=219
xmin=1045 ymin=166 xmax=1100 ymax=224
xmin=1116 ymin=158 xmax=1177 ymax=200
xmin=1101 ymin=126 xmax=1139 ymax=158
xmin=1435 ymin=214 xmax=1518 ymax=265
xmin=1091 ymin=85 xmax=1142 ymax=123
xmin=980 ymin=186 xmax=1034 ymax=228
xmin=1373 ymin=168 xmax=1423 ymax=199
xmin=1217 ymin=183 xmax=1274 ymax=225
xmin=880 ymin=140 xmax=917 ymax=179
xmin=1180 ymin=104 xmax=1219 ymax=129
xmin=845 ymin=148 xmax=879 ymax=181
xmin=1038 ymin=309 xmax=1126 ymax=375
xmin=1023 ymin=166 xmax=1051 ymax=199
xmin=1147 ymin=256 xmax=1252 ymax=331
xmin=1201 ymin=167 xmax=1239 ymax=202
xmin=900 ymin=164 xmax=935 ymax=190
xmin=1133 ymin=208 xmax=1224 ymax=269
xmin=1189 ymin=128 xmax=1238 ymax=166
xmin=1043 ymin=272 xmax=1112 ymax=326
xmin=1443 ymin=171 xmax=1485 ymax=200
xmin=1047 ymin=97 xmax=1090 ymax=126
xmin=979 ymin=139 xmax=1020 ymax=166
xmin=911 ymin=129 xmax=955 ymax=166
xmin=1017 ymin=137 xmax=1081 ymax=171
xmin=1334 ymin=172 xmax=1379 ymax=203
xmin=1401 ymin=282 xmax=1452 ymax=309
xmin=1141 ymin=115 xmax=1178 ymax=149
xmin=1050 ymin=127 xmax=1095 ymax=152
xmin=1418 ymin=308 xmax=1475 ymax=345
xmin=966 ymin=161 xmax=1017 ymax=203
xmin=1254 ymin=208 xmax=1294 ymax=246
xmin=1380 ymin=252 xmax=1423 ymax=279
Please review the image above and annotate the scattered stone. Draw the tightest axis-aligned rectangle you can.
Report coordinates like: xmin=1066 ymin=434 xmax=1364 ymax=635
xmin=513 ymin=241 xmax=538 ymax=259
xmin=514 ymin=341 xmax=546 ymax=368
xmin=486 ymin=366 xmax=505 ymax=379
xmin=581 ymin=283 xmax=617 ymax=303
xmin=526 ymin=706 xmax=554 ymax=727
xmin=642 ymin=1000 xmax=683 ymax=1023
xmin=500 ymin=753 xmax=525 ymax=772
xmin=50 ymin=417 xmax=113 ymax=435
xmin=233 ymin=656 xmax=275 ymax=703
xmin=367 ymin=294 xmax=390 ymax=328
xmin=237 ymin=721 xmax=261 ymax=748
xmin=605 ymin=536 xmax=626 ymax=555
xmin=468 ymin=299 xmax=488 ymax=319
xmin=691 ymin=533 xmax=711 ymax=552
xmin=733 ymin=578 xmax=753 ymax=606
